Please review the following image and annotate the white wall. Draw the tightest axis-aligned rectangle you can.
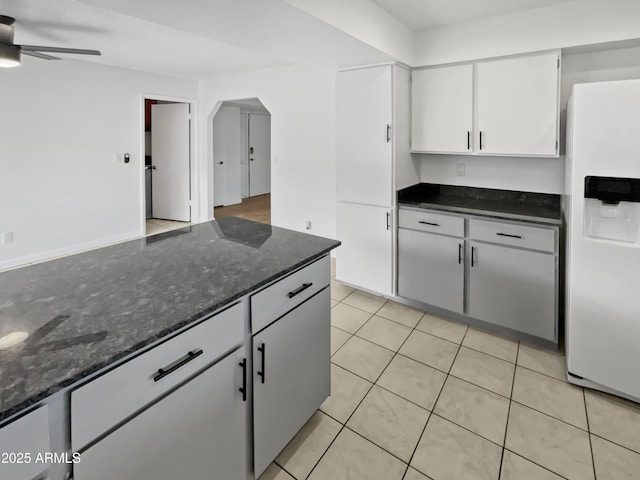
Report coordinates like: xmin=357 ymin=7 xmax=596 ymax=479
xmin=417 ymin=44 xmax=640 ymax=194
xmin=199 ymin=65 xmax=336 ymax=239
xmin=0 ymin=59 xmax=197 ymax=269
xmin=414 ymin=0 xmax=640 ymax=67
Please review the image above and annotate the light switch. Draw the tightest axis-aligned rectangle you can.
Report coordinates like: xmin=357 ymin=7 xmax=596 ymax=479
xmin=456 ymin=164 xmax=466 ymax=176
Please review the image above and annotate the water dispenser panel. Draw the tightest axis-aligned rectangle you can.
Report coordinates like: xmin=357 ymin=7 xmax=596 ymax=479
xmin=584 ymin=177 xmax=640 ymax=244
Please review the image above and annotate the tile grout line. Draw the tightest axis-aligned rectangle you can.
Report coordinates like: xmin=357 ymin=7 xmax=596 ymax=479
xmin=584 ymin=389 xmax=597 ymax=480
xmin=402 ymin=323 xmax=471 ymax=479
xmin=498 ymin=340 xmax=520 ymax=479
xmin=505 ymin=450 xmax=571 ymax=480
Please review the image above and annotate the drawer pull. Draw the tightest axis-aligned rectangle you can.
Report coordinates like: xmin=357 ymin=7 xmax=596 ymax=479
xmin=257 ymin=343 xmax=266 ymax=384
xmin=239 ymin=358 xmax=247 ymax=402
xmin=471 ymin=246 xmax=476 ymax=267
xmin=288 ymin=282 xmax=313 ymax=298
xmin=418 ymin=221 xmax=440 ymax=227
xmin=153 ymin=349 xmax=203 ymax=382
xmin=458 ymin=243 xmax=462 ymax=264
xmin=496 ymin=232 xmax=523 ymax=239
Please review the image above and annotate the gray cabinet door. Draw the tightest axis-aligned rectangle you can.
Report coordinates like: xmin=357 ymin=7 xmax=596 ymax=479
xmin=253 ymin=289 xmax=331 ymax=478
xmin=398 ymin=228 xmax=464 ymax=313
xmin=74 ymin=348 xmax=247 ymax=480
xmin=468 ymin=242 xmax=556 ymax=341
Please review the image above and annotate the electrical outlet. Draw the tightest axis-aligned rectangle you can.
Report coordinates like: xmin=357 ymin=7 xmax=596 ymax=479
xmin=2 ymin=232 xmax=14 ymax=244
xmin=305 ymin=221 xmax=312 ymax=230
xmin=456 ymin=164 xmax=466 ymax=176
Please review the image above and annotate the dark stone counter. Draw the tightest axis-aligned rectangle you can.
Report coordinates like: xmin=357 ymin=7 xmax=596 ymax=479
xmin=0 ymin=217 xmax=340 ymax=422
xmin=397 ymin=183 xmax=562 ymax=226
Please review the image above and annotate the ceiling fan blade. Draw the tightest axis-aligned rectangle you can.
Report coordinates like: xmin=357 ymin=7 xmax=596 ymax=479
xmin=19 ymin=45 xmax=101 ymax=56
xmin=21 ymin=50 xmax=61 ymax=61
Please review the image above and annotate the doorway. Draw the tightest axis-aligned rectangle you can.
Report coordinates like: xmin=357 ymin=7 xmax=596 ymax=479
xmin=211 ymin=98 xmax=271 ymax=224
xmin=144 ymin=97 xmax=193 ymax=235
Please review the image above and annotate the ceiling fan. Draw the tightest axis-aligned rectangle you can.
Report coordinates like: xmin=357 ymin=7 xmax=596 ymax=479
xmin=0 ymin=15 xmax=101 ymax=68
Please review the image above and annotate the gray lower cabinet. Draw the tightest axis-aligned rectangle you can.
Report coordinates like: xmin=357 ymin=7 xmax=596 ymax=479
xmin=468 ymin=242 xmax=556 ymax=341
xmin=0 ymin=406 xmax=50 ymax=480
xmin=397 ymin=206 xmax=559 ymax=344
xmin=253 ymin=289 xmax=331 ymax=478
xmin=398 ymin=228 xmax=464 ymax=313
xmin=73 ymin=347 xmax=247 ymax=480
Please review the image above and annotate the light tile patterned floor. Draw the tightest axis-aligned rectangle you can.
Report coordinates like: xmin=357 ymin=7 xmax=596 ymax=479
xmin=260 ymin=266 xmax=640 ymax=480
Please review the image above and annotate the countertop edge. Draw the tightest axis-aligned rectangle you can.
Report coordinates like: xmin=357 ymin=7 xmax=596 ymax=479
xmin=398 ymin=202 xmax=562 ymax=227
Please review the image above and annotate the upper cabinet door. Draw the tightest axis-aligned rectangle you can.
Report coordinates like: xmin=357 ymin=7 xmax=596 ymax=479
xmin=336 ymin=66 xmax=393 ymax=207
xmin=476 ymin=52 xmax=559 ymax=157
xmin=412 ymin=64 xmax=473 ymax=153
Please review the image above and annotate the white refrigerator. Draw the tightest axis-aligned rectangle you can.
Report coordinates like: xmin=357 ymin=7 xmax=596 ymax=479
xmin=565 ymin=79 xmax=640 ymax=402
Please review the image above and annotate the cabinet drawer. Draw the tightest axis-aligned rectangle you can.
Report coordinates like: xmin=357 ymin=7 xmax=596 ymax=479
xmin=71 ymin=302 xmax=244 ymax=451
xmin=469 ymin=219 xmax=555 ymax=252
xmin=252 ymin=256 xmax=330 ymax=333
xmin=0 ymin=406 xmax=50 ymax=480
xmin=398 ymin=208 xmax=464 ymax=237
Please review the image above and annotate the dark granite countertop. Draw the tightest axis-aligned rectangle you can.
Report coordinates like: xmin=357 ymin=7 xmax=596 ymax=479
xmin=397 ymin=183 xmax=562 ymax=226
xmin=0 ymin=217 xmax=340 ymax=423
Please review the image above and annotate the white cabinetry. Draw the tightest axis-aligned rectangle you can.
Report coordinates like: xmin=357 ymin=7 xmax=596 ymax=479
xmin=74 ymin=348 xmax=248 ymax=480
xmin=397 ymin=207 xmax=558 ymax=343
xmin=0 ymin=406 xmax=50 ymax=480
xmin=412 ymin=64 xmax=473 ymax=153
xmin=337 ymin=203 xmax=393 ymax=296
xmin=336 ymin=64 xmax=413 ymax=295
xmin=476 ymin=53 xmax=560 ymax=156
xmin=411 ymin=51 xmax=560 ymax=157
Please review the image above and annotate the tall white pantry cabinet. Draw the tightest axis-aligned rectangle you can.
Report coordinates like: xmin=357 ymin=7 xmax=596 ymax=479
xmin=336 ymin=64 xmax=416 ymax=295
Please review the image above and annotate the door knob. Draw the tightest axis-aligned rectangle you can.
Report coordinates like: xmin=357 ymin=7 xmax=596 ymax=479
xmin=250 ymin=158 xmax=255 ymax=161
xmin=151 ymin=166 xmax=157 ymax=170
xmin=218 ymin=161 xmax=224 ymax=165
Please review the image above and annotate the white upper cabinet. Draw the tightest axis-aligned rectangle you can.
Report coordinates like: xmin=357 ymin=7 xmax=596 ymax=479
xmin=336 ymin=66 xmax=393 ymax=207
xmin=412 ymin=64 xmax=473 ymax=153
xmin=476 ymin=52 xmax=560 ymax=156
xmin=411 ymin=51 xmax=560 ymax=157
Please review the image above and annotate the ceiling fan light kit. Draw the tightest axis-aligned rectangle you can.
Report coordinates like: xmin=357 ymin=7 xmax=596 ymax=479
xmin=0 ymin=14 xmax=101 ymax=68
xmin=0 ymin=43 xmax=20 ymax=67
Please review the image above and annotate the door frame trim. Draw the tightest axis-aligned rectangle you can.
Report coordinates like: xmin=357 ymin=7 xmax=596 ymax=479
xmin=139 ymin=93 xmax=198 ymax=233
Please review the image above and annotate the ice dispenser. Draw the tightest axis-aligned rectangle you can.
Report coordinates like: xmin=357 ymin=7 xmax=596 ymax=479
xmin=584 ymin=176 xmax=640 ymax=243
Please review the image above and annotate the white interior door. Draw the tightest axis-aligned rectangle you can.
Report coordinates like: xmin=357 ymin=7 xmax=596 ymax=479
xmin=151 ymin=103 xmax=191 ymax=221
xmin=240 ymin=113 xmax=249 ymax=199
xmin=212 ymin=105 xmax=242 ymax=207
xmin=249 ymin=114 xmax=271 ymax=197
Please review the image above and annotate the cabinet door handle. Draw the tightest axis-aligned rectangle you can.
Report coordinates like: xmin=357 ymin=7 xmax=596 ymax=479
xmin=418 ymin=221 xmax=439 ymax=227
xmin=458 ymin=243 xmax=462 ymax=264
xmin=288 ymin=282 xmax=313 ymax=298
xmin=479 ymin=131 xmax=484 ymax=150
xmin=496 ymin=232 xmax=523 ymax=239
xmin=467 ymin=131 xmax=471 ymax=150
xmin=153 ymin=349 xmax=203 ymax=382
xmin=257 ymin=343 xmax=266 ymax=384
xmin=471 ymin=246 xmax=476 ymax=267
xmin=386 ymin=124 xmax=391 ymax=143
xmin=239 ymin=358 xmax=247 ymax=402
xmin=386 ymin=212 xmax=391 ymax=230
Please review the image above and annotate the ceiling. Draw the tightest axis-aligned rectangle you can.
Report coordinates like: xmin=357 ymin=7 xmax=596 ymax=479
xmin=371 ymin=0 xmax=575 ymax=31
xmin=0 ymin=0 xmax=583 ymax=79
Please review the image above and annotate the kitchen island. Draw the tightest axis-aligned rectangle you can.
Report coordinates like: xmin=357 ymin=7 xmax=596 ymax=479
xmin=0 ymin=217 xmax=340 ymax=480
